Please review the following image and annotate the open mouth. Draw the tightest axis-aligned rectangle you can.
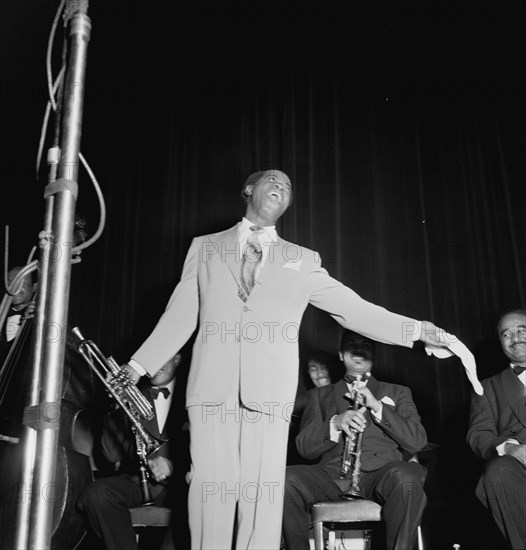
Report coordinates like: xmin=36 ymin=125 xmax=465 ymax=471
xmin=267 ymin=191 xmax=282 ymax=202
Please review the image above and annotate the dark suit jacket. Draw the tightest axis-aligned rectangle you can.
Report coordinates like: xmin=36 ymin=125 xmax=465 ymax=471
xmin=467 ymin=367 xmax=526 ymax=461
xmin=296 ymin=377 xmax=427 ymax=477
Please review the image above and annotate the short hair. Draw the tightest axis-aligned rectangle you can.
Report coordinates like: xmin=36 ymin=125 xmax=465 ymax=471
xmin=340 ymin=330 xmax=375 ymax=361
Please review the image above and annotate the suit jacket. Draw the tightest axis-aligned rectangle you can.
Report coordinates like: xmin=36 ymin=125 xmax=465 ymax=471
xmin=467 ymin=367 xmax=526 ymax=461
xmin=132 ymin=223 xmax=418 ymax=418
xmin=296 ymin=377 xmax=427 ymax=476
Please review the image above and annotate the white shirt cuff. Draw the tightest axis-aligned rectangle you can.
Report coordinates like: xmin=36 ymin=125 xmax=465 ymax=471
xmin=411 ymin=321 xmax=422 ymax=341
xmin=128 ymin=358 xmax=147 ymax=377
xmin=371 ymin=403 xmax=383 ymax=421
xmin=497 ymin=438 xmax=519 ymax=456
xmin=329 ymin=415 xmax=342 ymax=443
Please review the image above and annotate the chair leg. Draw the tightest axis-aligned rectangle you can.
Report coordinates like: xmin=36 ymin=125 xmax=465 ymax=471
xmin=313 ymin=520 xmax=324 ymax=550
xmin=417 ymin=524 xmax=423 ymax=550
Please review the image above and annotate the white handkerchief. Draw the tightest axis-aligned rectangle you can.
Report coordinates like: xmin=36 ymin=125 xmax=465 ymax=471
xmin=425 ymin=337 xmax=483 ymax=395
xmin=380 ymin=396 xmax=395 ymax=407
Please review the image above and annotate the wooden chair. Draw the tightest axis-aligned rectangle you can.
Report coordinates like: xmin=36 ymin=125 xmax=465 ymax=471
xmin=129 ymin=506 xmax=172 ymax=548
xmin=311 ymin=499 xmax=424 ymax=550
xmin=311 ymin=452 xmax=429 ymax=550
xmin=311 ymin=499 xmax=382 ymax=550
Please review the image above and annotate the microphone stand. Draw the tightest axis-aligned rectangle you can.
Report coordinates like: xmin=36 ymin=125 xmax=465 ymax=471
xmin=14 ymin=4 xmax=92 ymax=548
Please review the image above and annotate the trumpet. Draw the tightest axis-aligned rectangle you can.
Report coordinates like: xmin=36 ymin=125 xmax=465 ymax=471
xmin=340 ymin=372 xmax=370 ymax=500
xmin=71 ymin=326 xmax=154 ymax=421
xmin=71 ymin=326 xmax=160 ymax=505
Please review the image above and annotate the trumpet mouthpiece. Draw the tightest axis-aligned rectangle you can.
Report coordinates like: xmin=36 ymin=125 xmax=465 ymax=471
xmin=71 ymin=326 xmax=85 ymax=347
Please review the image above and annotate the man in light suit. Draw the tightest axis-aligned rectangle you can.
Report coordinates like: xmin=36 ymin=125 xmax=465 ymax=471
xmin=282 ymin=330 xmax=428 ymax=550
xmin=467 ymin=309 xmax=526 ymax=549
xmin=121 ymin=169 xmax=455 ymax=550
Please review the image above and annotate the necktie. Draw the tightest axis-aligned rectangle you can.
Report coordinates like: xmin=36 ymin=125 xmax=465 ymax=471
xmin=147 ymin=386 xmax=170 ymax=400
xmin=240 ymin=225 xmax=264 ymax=299
xmin=512 ymin=365 xmax=526 ymax=376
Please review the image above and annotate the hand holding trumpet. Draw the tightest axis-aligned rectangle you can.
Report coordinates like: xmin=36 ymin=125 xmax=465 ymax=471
xmin=147 ymin=455 xmax=173 ymax=483
xmin=335 ymin=386 xmax=382 ymax=434
xmin=334 ymin=406 xmax=367 ymax=436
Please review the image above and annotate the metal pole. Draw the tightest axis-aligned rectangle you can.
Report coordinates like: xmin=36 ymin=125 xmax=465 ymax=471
xmin=14 ymin=6 xmax=91 ymax=549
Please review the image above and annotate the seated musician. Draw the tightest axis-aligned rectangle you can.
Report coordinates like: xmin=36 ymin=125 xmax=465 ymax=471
xmin=77 ymin=353 xmax=183 ymax=550
xmin=288 ymin=350 xmax=343 ymax=466
xmin=1 ymin=266 xmax=36 ymax=354
xmin=293 ymin=350 xmax=343 ymax=417
xmin=0 ymin=266 xmax=36 ymax=443
xmin=467 ymin=309 xmax=526 ymax=549
xmin=282 ymin=330 xmax=428 ymax=550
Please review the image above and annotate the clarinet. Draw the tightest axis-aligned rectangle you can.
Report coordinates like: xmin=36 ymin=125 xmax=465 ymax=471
xmin=134 ymin=431 xmax=156 ymax=506
xmin=340 ymin=372 xmax=370 ymax=500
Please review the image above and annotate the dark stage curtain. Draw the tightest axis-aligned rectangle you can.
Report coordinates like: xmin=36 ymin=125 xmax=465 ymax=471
xmin=1 ymin=2 xmax=524 ymax=549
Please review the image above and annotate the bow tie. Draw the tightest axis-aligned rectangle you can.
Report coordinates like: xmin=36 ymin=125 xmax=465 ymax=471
xmin=146 ymin=386 xmax=170 ymax=400
xmin=344 ymin=375 xmax=361 ymax=384
xmin=512 ymin=365 xmax=526 ymax=376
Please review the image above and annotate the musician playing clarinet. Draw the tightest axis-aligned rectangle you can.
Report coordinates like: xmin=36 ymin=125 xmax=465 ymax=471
xmin=282 ymin=330 xmax=428 ymax=550
xmin=77 ymin=353 xmax=186 ymax=550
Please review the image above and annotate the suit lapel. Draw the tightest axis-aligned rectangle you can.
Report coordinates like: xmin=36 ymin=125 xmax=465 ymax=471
xmin=333 ymin=379 xmax=352 ymax=414
xmin=204 ymin=225 xmax=243 ymax=293
xmin=249 ymin=237 xmax=289 ymax=299
xmin=211 ymin=230 xmax=300 ymax=300
xmin=500 ymin=368 xmax=526 ymax=427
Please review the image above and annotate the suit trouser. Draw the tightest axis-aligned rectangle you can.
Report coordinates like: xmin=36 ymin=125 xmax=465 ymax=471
xmin=77 ymin=474 xmax=144 ymax=550
xmin=476 ymin=455 xmax=526 ymax=550
xmin=282 ymin=461 xmax=427 ymax=550
xmin=188 ymin=401 xmax=290 ymax=550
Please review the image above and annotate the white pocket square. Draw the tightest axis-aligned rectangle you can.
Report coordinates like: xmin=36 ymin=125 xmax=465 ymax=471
xmin=380 ymin=396 xmax=395 ymax=407
xmin=283 ymin=260 xmax=302 ymax=271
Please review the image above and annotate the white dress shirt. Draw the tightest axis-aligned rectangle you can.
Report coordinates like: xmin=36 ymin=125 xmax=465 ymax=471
xmin=5 ymin=314 xmax=22 ymax=342
xmin=151 ymin=379 xmax=175 ymax=433
xmin=239 ymin=216 xmax=278 ymax=273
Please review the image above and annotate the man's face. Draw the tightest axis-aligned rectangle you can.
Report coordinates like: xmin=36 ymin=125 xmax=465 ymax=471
xmin=498 ymin=312 xmax=526 ymax=365
xmin=307 ymin=359 xmax=331 ymax=388
xmin=8 ymin=271 xmax=33 ymax=308
xmin=245 ymin=170 xmax=292 ymax=225
xmin=339 ymin=350 xmax=373 ymax=378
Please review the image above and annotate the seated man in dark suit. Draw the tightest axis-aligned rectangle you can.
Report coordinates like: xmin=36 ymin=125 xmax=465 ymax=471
xmin=288 ymin=350 xmax=343 ymax=466
xmin=282 ymin=330 xmax=428 ymax=550
xmin=78 ymin=353 xmax=183 ymax=550
xmin=467 ymin=309 xmax=526 ymax=550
